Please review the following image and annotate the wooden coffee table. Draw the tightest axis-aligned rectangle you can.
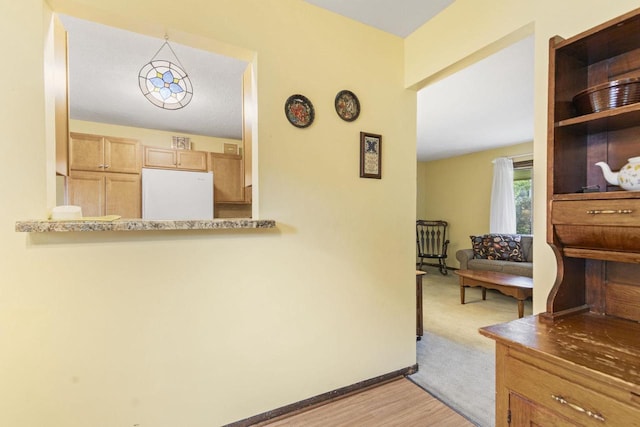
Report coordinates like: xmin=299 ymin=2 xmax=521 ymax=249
xmin=455 ymin=269 xmax=533 ymax=318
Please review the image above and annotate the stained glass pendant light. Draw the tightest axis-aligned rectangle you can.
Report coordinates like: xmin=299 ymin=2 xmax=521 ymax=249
xmin=138 ymin=35 xmax=193 ymax=110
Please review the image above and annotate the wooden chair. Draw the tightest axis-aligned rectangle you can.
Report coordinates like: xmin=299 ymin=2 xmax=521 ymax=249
xmin=416 ymin=220 xmax=450 ymax=275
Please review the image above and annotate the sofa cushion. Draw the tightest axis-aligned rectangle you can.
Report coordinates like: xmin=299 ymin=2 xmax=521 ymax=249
xmin=467 ymin=259 xmax=533 ymax=278
xmin=470 ymin=234 xmax=524 ymax=262
xmin=520 ymin=235 xmax=533 ymax=262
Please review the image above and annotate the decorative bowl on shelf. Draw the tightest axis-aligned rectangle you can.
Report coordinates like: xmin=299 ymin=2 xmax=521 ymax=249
xmin=572 ymin=77 xmax=640 ymax=115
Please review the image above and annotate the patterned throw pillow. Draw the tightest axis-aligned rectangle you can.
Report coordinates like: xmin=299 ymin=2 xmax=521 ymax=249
xmin=470 ymin=234 xmax=524 ymax=262
xmin=470 ymin=235 xmax=489 ymax=259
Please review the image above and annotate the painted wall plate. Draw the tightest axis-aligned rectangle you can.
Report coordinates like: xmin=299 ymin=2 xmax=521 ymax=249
xmin=335 ymin=90 xmax=360 ymax=122
xmin=285 ymin=94 xmax=315 ymax=128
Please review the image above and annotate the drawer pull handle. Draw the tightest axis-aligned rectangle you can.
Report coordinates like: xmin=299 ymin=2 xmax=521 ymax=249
xmin=586 ymin=209 xmax=633 ymax=215
xmin=551 ymin=394 xmax=605 ymax=422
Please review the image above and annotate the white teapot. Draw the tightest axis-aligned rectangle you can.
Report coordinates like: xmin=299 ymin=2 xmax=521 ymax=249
xmin=595 ymin=156 xmax=640 ymax=191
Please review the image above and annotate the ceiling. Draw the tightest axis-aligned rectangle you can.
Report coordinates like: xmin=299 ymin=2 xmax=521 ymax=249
xmin=60 ymin=15 xmax=248 ymax=140
xmin=304 ymin=0 xmax=455 ymax=38
xmin=62 ymin=1 xmax=534 ymax=161
xmin=416 ymin=35 xmax=534 ymax=161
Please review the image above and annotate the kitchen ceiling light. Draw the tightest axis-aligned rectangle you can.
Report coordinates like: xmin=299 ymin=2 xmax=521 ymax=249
xmin=138 ymin=35 xmax=193 ymax=110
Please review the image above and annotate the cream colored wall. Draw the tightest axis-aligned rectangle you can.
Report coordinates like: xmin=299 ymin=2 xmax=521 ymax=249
xmin=70 ymin=119 xmax=242 ymax=153
xmin=2 ymin=1 xmax=415 ymax=426
xmin=416 ymin=142 xmax=533 ymax=268
xmin=406 ymin=0 xmax=640 ymax=315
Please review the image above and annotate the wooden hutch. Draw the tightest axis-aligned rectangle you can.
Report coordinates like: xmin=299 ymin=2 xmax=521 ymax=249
xmin=481 ymin=8 xmax=640 ymax=426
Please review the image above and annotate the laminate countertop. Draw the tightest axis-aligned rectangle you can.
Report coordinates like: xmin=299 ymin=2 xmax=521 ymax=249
xmin=15 ymin=218 xmax=276 ymax=232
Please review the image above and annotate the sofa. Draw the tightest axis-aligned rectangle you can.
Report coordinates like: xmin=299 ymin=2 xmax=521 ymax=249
xmin=456 ymin=234 xmax=533 ymax=277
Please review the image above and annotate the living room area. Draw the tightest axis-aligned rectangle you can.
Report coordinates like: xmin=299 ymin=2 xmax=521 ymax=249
xmin=414 ymin=140 xmax=534 ymax=426
xmin=413 ymin=31 xmax=537 ymax=422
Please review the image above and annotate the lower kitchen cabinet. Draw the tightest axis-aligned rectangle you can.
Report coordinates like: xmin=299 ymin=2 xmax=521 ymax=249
xmin=210 ymin=152 xmax=244 ymax=202
xmin=68 ymin=171 xmax=141 ymax=218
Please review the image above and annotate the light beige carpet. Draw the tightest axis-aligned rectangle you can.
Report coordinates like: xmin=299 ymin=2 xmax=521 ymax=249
xmin=421 ymin=266 xmax=533 ymax=351
xmin=410 ymin=265 xmax=534 ymax=427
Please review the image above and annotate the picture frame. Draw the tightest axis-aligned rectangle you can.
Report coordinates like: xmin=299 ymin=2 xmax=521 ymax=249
xmin=172 ymin=136 xmax=191 ymax=150
xmin=359 ymin=132 xmax=382 ymax=179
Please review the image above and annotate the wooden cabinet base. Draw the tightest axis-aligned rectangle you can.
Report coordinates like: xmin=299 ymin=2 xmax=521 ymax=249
xmin=481 ymin=314 xmax=640 ymax=427
xmin=215 ymin=203 xmax=251 ymax=218
xmin=210 ymin=152 xmax=244 ymax=202
xmin=68 ymin=171 xmax=140 ymax=218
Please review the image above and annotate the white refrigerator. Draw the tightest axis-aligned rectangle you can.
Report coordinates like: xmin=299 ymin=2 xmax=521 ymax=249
xmin=142 ymin=168 xmax=214 ymax=220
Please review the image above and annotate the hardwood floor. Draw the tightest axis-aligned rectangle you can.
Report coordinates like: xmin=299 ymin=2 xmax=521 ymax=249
xmin=256 ymin=378 xmax=473 ymax=426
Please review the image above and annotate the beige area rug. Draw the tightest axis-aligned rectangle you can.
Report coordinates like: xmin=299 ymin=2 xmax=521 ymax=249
xmin=422 ymin=266 xmax=533 ymax=351
xmin=410 ymin=265 xmax=533 ymax=427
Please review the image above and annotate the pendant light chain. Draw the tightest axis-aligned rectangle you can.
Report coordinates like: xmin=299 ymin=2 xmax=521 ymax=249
xmin=138 ymin=33 xmax=194 ymax=110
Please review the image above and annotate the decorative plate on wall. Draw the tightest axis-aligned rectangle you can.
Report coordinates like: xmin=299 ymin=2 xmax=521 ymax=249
xmin=284 ymin=94 xmax=315 ymax=128
xmin=334 ymin=90 xmax=360 ymax=122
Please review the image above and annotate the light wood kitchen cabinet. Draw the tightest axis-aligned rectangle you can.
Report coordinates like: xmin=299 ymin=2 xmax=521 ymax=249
xmin=69 ymin=132 xmax=140 ymax=174
xmin=68 ymin=171 xmax=141 ymax=218
xmin=143 ymin=146 xmax=208 ymax=171
xmin=210 ymin=152 xmax=244 ymax=202
xmin=480 ymin=9 xmax=640 ymax=427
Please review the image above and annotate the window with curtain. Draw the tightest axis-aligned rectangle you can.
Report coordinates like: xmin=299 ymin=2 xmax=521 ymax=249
xmin=490 ymin=157 xmax=516 ymax=234
xmin=514 ymin=160 xmax=533 ymax=234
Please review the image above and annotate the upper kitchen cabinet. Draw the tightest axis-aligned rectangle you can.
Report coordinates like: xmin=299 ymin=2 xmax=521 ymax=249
xmin=69 ymin=132 xmax=141 ymax=174
xmin=143 ymin=146 xmax=208 ymax=172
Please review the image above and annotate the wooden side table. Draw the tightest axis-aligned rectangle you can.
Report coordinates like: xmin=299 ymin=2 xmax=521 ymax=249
xmin=416 ymin=270 xmax=426 ymax=340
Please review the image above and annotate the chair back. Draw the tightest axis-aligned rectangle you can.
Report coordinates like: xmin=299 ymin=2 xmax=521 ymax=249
xmin=416 ymin=220 xmax=449 ymax=257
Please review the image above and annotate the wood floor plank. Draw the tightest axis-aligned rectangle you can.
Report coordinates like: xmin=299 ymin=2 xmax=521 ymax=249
xmin=258 ymin=378 xmax=473 ymax=426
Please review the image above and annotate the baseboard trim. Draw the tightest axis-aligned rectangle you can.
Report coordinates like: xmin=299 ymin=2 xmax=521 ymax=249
xmin=224 ymin=364 xmax=419 ymax=427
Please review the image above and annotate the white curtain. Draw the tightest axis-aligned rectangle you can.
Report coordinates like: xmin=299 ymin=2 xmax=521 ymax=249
xmin=490 ymin=157 xmax=516 ymax=234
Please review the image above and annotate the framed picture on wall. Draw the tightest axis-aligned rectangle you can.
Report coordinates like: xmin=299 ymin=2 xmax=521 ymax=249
xmin=359 ymin=132 xmax=382 ymax=179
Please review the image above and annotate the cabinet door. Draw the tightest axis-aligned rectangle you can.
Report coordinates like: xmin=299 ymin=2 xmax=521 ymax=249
xmin=104 ymin=137 xmax=140 ymax=174
xmin=69 ymin=133 xmax=104 ymax=172
xmin=210 ymin=153 xmax=244 ymax=202
xmin=177 ymin=150 xmax=208 ymax=171
xmin=144 ymin=147 xmax=177 ymax=168
xmin=67 ymin=171 xmax=105 ymax=216
xmin=105 ymin=173 xmax=141 ymax=218
xmin=510 ymin=393 xmax=579 ymax=427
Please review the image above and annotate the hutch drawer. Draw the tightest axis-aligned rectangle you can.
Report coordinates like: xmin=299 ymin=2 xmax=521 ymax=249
xmin=552 ymin=199 xmax=640 ymax=226
xmin=552 ymin=199 xmax=640 ymax=252
xmin=505 ymin=354 xmax=639 ymax=426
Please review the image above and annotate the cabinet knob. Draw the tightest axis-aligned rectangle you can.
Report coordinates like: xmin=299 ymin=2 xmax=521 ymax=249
xmin=551 ymin=394 xmax=605 ymax=422
xmin=104 ymin=164 xmax=110 ymax=169
xmin=586 ymin=209 xmax=633 ymax=215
